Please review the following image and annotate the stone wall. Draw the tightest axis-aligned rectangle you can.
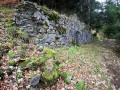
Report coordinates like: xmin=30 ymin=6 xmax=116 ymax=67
xmin=15 ymin=1 xmax=93 ymax=47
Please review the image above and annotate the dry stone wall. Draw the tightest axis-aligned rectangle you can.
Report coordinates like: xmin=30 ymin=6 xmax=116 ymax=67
xmin=15 ymin=1 xmax=93 ymax=47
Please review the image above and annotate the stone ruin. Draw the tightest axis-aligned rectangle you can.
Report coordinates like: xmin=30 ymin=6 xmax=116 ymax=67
xmin=15 ymin=1 xmax=93 ymax=47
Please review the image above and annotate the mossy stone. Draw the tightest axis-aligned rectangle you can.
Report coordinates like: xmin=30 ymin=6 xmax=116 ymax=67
xmin=61 ymin=71 xmax=74 ymax=85
xmin=41 ymin=69 xmax=60 ymax=85
xmin=19 ymin=59 xmax=31 ymax=68
xmin=40 ymin=6 xmax=60 ymax=23
xmin=40 ymin=48 xmax=56 ymax=64
xmin=7 ymin=60 xmax=16 ymax=66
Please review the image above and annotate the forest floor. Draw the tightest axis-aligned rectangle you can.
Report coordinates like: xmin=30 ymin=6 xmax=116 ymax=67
xmin=0 ymin=5 xmax=120 ymax=90
xmin=55 ymin=41 xmax=120 ymax=90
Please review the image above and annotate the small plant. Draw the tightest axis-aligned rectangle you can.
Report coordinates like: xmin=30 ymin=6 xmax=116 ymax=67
xmin=6 ymin=26 xmax=18 ymax=37
xmin=8 ymin=50 xmax=15 ymax=58
xmin=9 ymin=39 xmax=17 ymax=48
xmin=5 ymin=18 xmax=15 ymax=27
xmin=18 ymin=44 xmax=27 ymax=58
xmin=17 ymin=29 xmax=29 ymax=43
xmin=17 ymin=71 xmax=22 ymax=79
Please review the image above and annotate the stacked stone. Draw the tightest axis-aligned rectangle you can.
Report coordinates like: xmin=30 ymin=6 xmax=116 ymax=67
xmin=15 ymin=1 xmax=93 ymax=47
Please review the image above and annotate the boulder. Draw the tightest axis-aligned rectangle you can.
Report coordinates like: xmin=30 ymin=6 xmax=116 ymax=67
xmin=30 ymin=74 xmax=41 ymax=86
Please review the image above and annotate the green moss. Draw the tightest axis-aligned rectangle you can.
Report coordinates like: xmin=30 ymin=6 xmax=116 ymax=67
xmin=48 ymin=11 xmax=60 ymax=23
xmin=40 ymin=48 xmax=56 ymax=64
xmin=40 ymin=6 xmax=60 ymax=23
xmin=19 ymin=56 xmax=40 ymax=68
xmin=42 ymin=70 xmax=54 ymax=82
xmin=54 ymin=61 xmax=61 ymax=66
xmin=7 ymin=60 xmax=16 ymax=66
xmin=66 ymin=71 xmax=73 ymax=76
xmin=41 ymin=69 xmax=60 ymax=84
xmin=76 ymin=81 xmax=85 ymax=90
xmin=8 ymin=50 xmax=15 ymax=58
xmin=53 ymin=69 xmax=60 ymax=80
xmin=61 ymin=71 xmax=73 ymax=85
xmin=19 ymin=60 xmax=31 ymax=68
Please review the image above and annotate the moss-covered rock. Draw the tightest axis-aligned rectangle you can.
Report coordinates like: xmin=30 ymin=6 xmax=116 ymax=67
xmin=40 ymin=6 xmax=60 ymax=23
xmin=41 ymin=68 xmax=60 ymax=86
xmin=61 ymin=71 xmax=74 ymax=85
xmin=7 ymin=60 xmax=16 ymax=66
xmin=76 ymin=81 xmax=85 ymax=90
xmin=19 ymin=59 xmax=31 ymax=68
xmin=20 ymin=56 xmax=40 ymax=68
xmin=40 ymin=48 xmax=56 ymax=64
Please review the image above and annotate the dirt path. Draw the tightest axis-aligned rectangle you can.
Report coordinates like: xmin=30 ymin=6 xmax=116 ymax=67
xmin=101 ymin=50 xmax=120 ymax=90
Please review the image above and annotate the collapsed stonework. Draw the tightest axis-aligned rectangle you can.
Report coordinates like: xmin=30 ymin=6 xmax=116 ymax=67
xmin=15 ymin=1 xmax=93 ymax=47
